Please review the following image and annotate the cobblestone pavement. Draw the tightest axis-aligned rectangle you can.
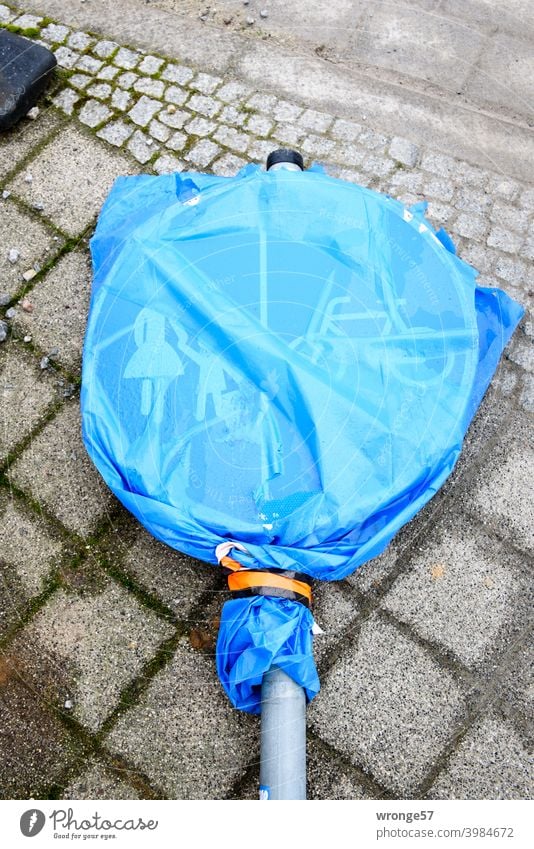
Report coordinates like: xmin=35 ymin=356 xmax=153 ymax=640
xmin=0 ymin=2 xmax=533 ymax=800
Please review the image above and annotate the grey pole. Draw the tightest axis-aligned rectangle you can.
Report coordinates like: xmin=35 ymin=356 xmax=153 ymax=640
xmin=260 ymin=666 xmax=307 ymax=800
xmin=259 ymin=150 xmax=307 ymax=802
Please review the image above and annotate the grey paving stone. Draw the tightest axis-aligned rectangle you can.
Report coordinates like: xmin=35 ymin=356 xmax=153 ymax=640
xmin=246 ymin=92 xmax=277 ymax=113
xmin=301 ymin=135 xmax=335 ymax=157
xmin=216 ymin=81 xmax=251 ymax=103
xmin=134 ymin=78 xmax=165 ymax=99
xmin=519 ymin=188 xmax=534 ymax=211
xmin=487 ymin=227 xmax=523 ymax=254
xmin=362 ymin=153 xmax=395 ymax=178
xmin=347 ymin=543 xmax=399 ymax=597
xmin=426 ymin=200 xmax=454 ymax=225
xmin=97 ymin=120 xmax=134 ymax=147
xmin=428 ymin=716 xmax=533 ymax=800
xmin=41 ymin=23 xmax=69 ymax=43
xmin=272 ymin=123 xmax=304 ymax=148
xmin=213 ymin=125 xmax=249 ymax=153
xmin=13 ymin=581 xmax=173 ymax=732
xmin=219 ymin=105 xmax=245 ymax=127
xmin=423 ymin=177 xmax=454 ymax=202
xmin=248 ymin=139 xmax=276 ymax=163
xmin=158 ymin=108 xmax=189 ymax=130
xmin=0 ymin=199 xmax=62 ymax=299
xmin=138 ymin=55 xmax=164 ymax=76
xmin=114 ymin=47 xmax=142 ymax=70
xmin=185 ymin=139 xmax=221 ymax=167
xmin=212 ymin=153 xmax=247 ymax=177
xmin=0 ymin=110 xmax=62 ymax=181
xmin=191 ymin=72 xmax=222 ymax=94
xmin=78 ymin=100 xmax=112 ymax=129
xmin=52 ymin=88 xmax=80 ymax=116
xmin=11 ymin=249 xmax=91 ymax=372
xmin=358 ymin=129 xmax=388 ymax=152
xmin=86 ymin=83 xmax=113 ymax=101
xmin=97 ymin=65 xmax=120 ymax=82
xmin=272 ymin=100 xmax=303 ymax=123
xmin=69 ymin=73 xmax=92 ymax=91
xmin=54 ymin=45 xmax=79 ymax=69
xmin=62 ymin=761 xmax=139 ymax=800
xmin=0 ymin=666 xmax=80 ymax=798
xmin=76 ymin=54 xmax=104 ymax=75
xmin=107 ymin=518 xmax=217 ymax=619
xmin=464 ymin=415 xmax=533 ymax=552
xmin=93 ymin=39 xmax=119 ymax=59
xmin=105 ymin=641 xmax=258 ymax=798
xmin=148 ymin=119 xmax=172 ymax=143
xmin=245 ymin=114 xmax=274 ymax=137
xmin=127 ymin=130 xmax=159 ymax=164
xmin=7 ymin=126 xmax=134 ymax=237
xmin=0 ymin=4 xmax=14 ymax=22
xmin=161 ymin=63 xmax=194 ymax=85
xmin=331 ymin=118 xmax=364 ymax=141
xmin=128 ymin=95 xmax=162 ymax=127
xmin=0 ymin=493 xmax=62 ymax=638
xmin=9 ymin=401 xmax=115 ymax=538
xmin=184 ymin=115 xmax=216 ymax=137
xmin=111 ymin=88 xmax=133 ymax=112
xmin=490 ymin=202 xmax=529 ymax=234
xmin=313 ymin=583 xmax=361 ymax=666
xmin=297 ymin=109 xmax=333 ymax=134
xmin=0 ymin=344 xmax=56 ymax=461
xmin=487 ymin=176 xmax=520 ymax=202
xmin=13 ymin=13 xmax=42 ymax=29
xmin=420 ymin=151 xmax=456 ymax=179
xmin=166 ymin=132 xmax=187 ymax=152
xmin=187 ymin=94 xmax=221 ymax=118
xmin=117 ymin=71 xmax=138 ymax=89
xmin=389 ymin=137 xmax=420 ymax=167
xmin=382 ymin=515 xmax=531 ymax=668
xmin=309 ymin=614 xmax=466 ymax=795
xmin=452 ymin=212 xmax=488 ymax=241
xmin=67 ymin=31 xmax=95 ymax=51
xmin=152 ymin=154 xmax=183 ymax=175
xmin=494 ymin=256 xmax=530 ymax=288
xmin=459 ymin=242 xmax=497 ymax=274
xmin=307 ymin=740 xmax=374 ymax=800
xmin=497 ymin=632 xmax=533 ymax=741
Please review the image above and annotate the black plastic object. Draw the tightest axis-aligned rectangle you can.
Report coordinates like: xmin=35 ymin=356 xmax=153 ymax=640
xmin=266 ymin=148 xmax=304 ymax=170
xmin=0 ymin=29 xmax=57 ymax=131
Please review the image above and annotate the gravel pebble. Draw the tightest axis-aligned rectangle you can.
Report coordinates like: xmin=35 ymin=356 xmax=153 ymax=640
xmin=0 ymin=320 xmax=8 ymax=342
xmin=5 ymin=307 xmax=16 ymax=319
xmin=7 ymin=248 xmax=19 ymax=264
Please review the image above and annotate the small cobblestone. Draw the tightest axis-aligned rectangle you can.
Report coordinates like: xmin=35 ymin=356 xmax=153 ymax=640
xmin=490 ymin=202 xmax=529 ymax=234
xmin=248 ymin=138 xmax=277 ymax=163
xmin=420 ymin=151 xmax=456 ymax=178
xmin=423 ymin=177 xmax=454 ymax=202
xmin=389 ymin=136 xmax=420 ymax=167
xmin=78 ymin=100 xmax=112 ymax=129
xmin=76 ymin=54 xmax=103 ymax=75
xmin=213 ymin=125 xmax=249 ymax=153
xmin=86 ymin=83 xmax=112 ymax=101
xmin=134 ymin=77 xmax=165 ymax=98
xmin=127 ymin=130 xmax=159 ymax=164
xmin=331 ymin=118 xmax=363 ymax=141
xmin=488 ymin=176 xmax=520 ymax=201
xmin=272 ymin=100 xmax=303 ymax=123
xmin=152 ymin=154 xmax=183 ymax=174
xmin=217 ymin=81 xmax=251 ymax=103
xmin=187 ymin=94 xmax=221 ymax=118
xmin=166 ymin=131 xmax=187 ymax=152
xmin=359 ymin=129 xmax=388 ymax=151
xmin=54 ymin=46 xmax=79 ymax=69
xmin=219 ymin=105 xmax=245 ymax=126
xmin=494 ymin=256 xmax=529 ymax=287
xmin=158 ymin=109 xmax=189 ymax=129
xmin=67 ymin=31 xmax=94 ymax=51
xmin=138 ymin=55 xmax=164 ymax=76
xmin=362 ymin=153 xmax=395 ymax=177
xmin=128 ymin=96 xmax=162 ymax=127
xmin=457 ymin=162 xmax=488 ymax=188
xmin=212 ymin=153 xmax=247 ymax=176
xmin=97 ymin=65 xmax=120 ymax=81
xmin=426 ymin=201 xmax=454 ymax=224
xmin=111 ymin=89 xmax=133 ymax=112
xmin=246 ymin=92 xmax=277 ymax=113
xmin=161 ymin=63 xmax=194 ymax=85
xmin=114 ymin=47 xmax=141 ymax=69
xmin=301 ymin=134 xmax=335 ymax=157
xmin=185 ymin=139 xmax=221 ymax=167
xmin=245 ymin=114 xmax=273 ymax=136
xmin=487 ymin=227 xmax=524 ymax=254
xmin=148 ymin=119 xmax=172 ymax=143
xmin=164 ymin=85 xmax=188 ymax=106
xmin=97 ymin=120 xmax=134 ymax=147
xmin=272 ymin=123 xmax=303 ymax=147
xmin=52 ymin=88 xmax=79 ymax=116
xmin=297 ymin=109 xmax=333 ymax=134
xmin=13 ymin=13 xmax=42 ymax=29
xmin=117 ymin=71 xmax=138 ymax=89
xmin=41 ymin=23 xmax=69 ymax=43
xmin=184 ymin=116 xmax=216 ymax=137
xmin=454 ymin=186 xmax=492 ymax=215
xmin=93 ymin=39 xmax=119 ymax=59
xmin=333 ymin=142 xmax=366 ymax=167
xmin=453 ymin=213 xmax=487 ymax=240
xmin=519 ymin=188 xmax=534 ymax=210
xmin=460 ymin=243 xmax=498 ymax=274
xmin=191 ymin=72 xmax=222 ymax=94
xmin=69 ymin=73 xmax=92 ymax=90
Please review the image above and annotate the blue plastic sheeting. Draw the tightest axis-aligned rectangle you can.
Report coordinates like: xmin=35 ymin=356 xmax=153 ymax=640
xmin=82 ymin=164 xmax=523 ymax=712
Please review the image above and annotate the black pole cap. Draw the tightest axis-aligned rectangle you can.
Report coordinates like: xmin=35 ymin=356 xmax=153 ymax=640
xmin=266 ymin=148 xmax=304 ymax=170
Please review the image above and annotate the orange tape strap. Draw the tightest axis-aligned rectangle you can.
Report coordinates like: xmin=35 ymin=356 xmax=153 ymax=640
xmin=221 ymin=556 xmax=313 ymax=605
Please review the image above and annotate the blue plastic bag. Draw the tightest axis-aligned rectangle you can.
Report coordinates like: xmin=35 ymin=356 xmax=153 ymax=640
xmin=82 ymin=164 xmax=523 ymax=712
